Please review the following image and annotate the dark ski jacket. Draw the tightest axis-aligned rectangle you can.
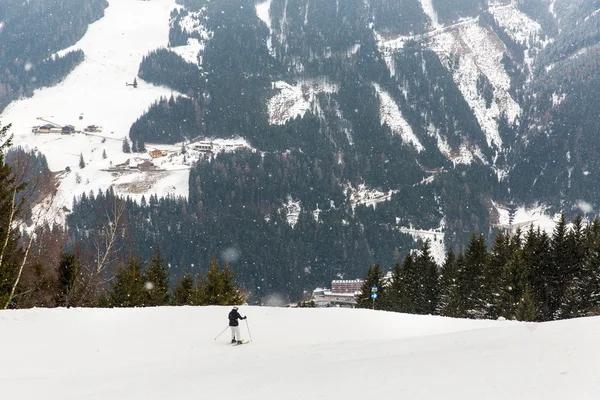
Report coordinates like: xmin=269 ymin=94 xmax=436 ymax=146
xmin=228 ymin=309 xmax=246 ymax=326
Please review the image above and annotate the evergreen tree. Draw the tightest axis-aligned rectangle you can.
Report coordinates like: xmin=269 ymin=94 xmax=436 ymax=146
xmin=122 ymin=137 xmax=131 ymax=153
xmin=356 ymin=264 xmax=386 ymax=310
xmin=524 ymin=226 xmax=552 ymax=321
xmin=487 ymin=231 xmax=512 ymax=319
xmin=197 ymin=258 xmax=245 ymax=305
xmin=133 ymin=77 xmax=138 ymax=88
xmin=516 ymin=285 xmax=536 ymax=322
xmin=438 ymin=250 xmax=461 ymax=317
xmin=382 ymin=262 xmax=408 ymax=312
xmin=144 ymin=247 xmax=170 ymax=306
xmin=108 ymin=256 xmax=146 ymax=307
xmin=79 ymin=153 xmax=85 ymax=169
xmin=549 ymin=214 xmax=572 ymax=319
xmin=102 ymin=149 xmax=107 ymax=159
xmin=56 ymin=252 xmax=81 ymax=307
xmin=172 ymin=273 xmax=194 ymax=305
xmin=414 ymin=240 xmax=439 ymax=315
xmin=460 ymin=234 xmax=488 ymax=318
xmin=220 ymin=263 xmax=246 ymax=305
xmin=497 ymin=250 xmax=528 ymax=320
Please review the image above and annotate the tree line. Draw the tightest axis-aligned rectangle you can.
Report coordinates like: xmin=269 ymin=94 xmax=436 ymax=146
xmin=0 ymin=122 xmax=245 ymax=309
xmin=357 ymin=214 xmax=600 ymax=321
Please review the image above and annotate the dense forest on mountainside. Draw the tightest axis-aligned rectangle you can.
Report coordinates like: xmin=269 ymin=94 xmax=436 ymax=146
xmin=357 ymin=214 xmax=600 ymax=321
xmin=0 ymin=0 xmax=108 ymax=111
xmin=5 ymin=0 xmax=600 ymax=305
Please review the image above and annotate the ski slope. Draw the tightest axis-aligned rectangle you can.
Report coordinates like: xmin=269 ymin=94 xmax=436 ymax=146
xmin=1 ymin=306 xmax=600 ymax=399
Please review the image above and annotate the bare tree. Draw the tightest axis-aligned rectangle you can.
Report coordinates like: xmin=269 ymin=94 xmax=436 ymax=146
xmin=1 ymin=144 xmax=59 ymax=309
xmin=80 ymin=196 xmax=126 ymax=301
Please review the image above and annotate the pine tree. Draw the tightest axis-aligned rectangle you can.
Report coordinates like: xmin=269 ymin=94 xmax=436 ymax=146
xmin=356 ymin=264 xmax=386 ymax=310
xmin=221 ymin=263 xmax=246 ymax=305
xmin=172 ymin=273 xmax=194 ymax=305
xmin=460 ymin=234 xmax=488 ymax=318
xmin=197 ymin=258 xmax=246 ymax=305
xmin=102 ymin=149 xmax=107 ymax=159
xmin=438 ymin=250 xmax=461 ymax=317
xmin=549 ymin=214 xmax=571 ymax=319
xmin=516 ymin=285 xmax=536 ymax=322
xmin=383 ymin=262 xmax=408 ymax=312
xmin=122 ymin=137 xmax=131 ymax=153
xmin=133 ymin=77 xmax=138 ymax=88
xmin=108 ymin=256 xmax=146 ymax=307
xmin=524 ymin=226 xmax=552 ymax=321
xmin=414 ymin=240 xmax=439 ymax=315
xmin=79 ymin=153 xmax=85 ymax=169
xmin=56 ymin=252 xmax=81 ymax=307
xmin=487 ymin=231 xmax=511 ymax=319
xmin=144 ymin=247 xmax=170 ymax=306
xmin=497 ymin=250 xmax=528 ymax=320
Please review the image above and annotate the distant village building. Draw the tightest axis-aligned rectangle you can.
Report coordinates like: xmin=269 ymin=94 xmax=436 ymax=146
xmin=193 ymin=142 xmax=213 ymax=152
xmin=137 ymin=160 xmax=155 ymax=170
xmin=331 ymin=279 xmax=363 ymax=294
xmin=84 ymin=125 xmax=102 ymax=133
xmin=312 ymin=278 xmax=364 ymax=307
xmin=61 ymin=125 xmax=76 ymax=134
xmin=149 ymin=149 xmax=168 ymax=158
xmin=36 ymin=124 xmax=58 ymax=133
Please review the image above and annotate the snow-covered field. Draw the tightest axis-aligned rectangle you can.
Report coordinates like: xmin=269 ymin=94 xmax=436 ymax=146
xmin=2 ymin=306 xmax=600 ymax=399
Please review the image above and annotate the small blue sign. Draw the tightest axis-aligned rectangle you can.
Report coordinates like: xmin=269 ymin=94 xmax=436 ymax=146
xmin=371 ymin=286 xmax=378 ymax=293
xmin=371 ymin=292 xmax=378 ymax=299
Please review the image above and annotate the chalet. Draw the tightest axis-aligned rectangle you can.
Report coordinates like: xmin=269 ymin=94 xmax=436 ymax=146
xmin=84 ymin=125 xmax=102 ymax=133
xmin=37 ymin=124 xmax=56 ymax=133
xmin=137 ymin=160 xmax=155 ymax=170
xmin=62 ymin=125 xmax=75 ymax=134
xmin=149 ymin=149 xmax=168 ymax=158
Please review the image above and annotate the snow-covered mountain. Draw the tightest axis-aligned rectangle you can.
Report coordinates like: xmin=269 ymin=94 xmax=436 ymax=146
xmin=3 ymin=0 xmax=600 ymax=294
xmin=2 ymin=306 xmax=600 ymax=399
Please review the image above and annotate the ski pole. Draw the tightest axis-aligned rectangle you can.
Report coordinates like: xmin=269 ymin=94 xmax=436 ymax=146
xmin=214 ymin=325 xmax=229 ymax=340
xmin=245 ymin=318 xmax=253 ymax=342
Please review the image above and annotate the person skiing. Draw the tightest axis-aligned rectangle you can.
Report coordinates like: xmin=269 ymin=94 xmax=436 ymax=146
xmin=228 ymin=306 xmax=247 ymax=344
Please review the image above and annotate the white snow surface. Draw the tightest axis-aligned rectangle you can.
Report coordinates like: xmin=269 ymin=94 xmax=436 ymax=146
xmin=3 ymin=306 xmax=600 ymax=399
xmin=372 ymin=83 xmax=424 ymax=152
xmin=171 ymin=38 xmax=204 ymax=66
xmin=171 ymin=9 xmax=212 ymax=67
xmin=549 ymin=0 xmax=557 ymax=19
xmin=419 ymin=0 xmax=440 ymax=29
xmin=493 ymin=202 xmax=560 ymax=234
xmin=490 ymin=3 xmax=543 ymax=47
xmin=430 ymin=20 xmax=521 ymax=151
xmin=267 ymin=79 xmax=338 ymax=125
xmin=256 ymin=0 xmax=274 ymax=55
xmin=399 ymin=219 xmax=446 ymax=266
xmin=0 ymin=0 xmax=231 ymax=226
xmin=346 ymin=183 xmax=396 ymax=210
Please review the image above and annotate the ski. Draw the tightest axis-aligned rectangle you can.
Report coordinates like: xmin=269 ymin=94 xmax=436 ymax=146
xmin=231 ymin=340 xmax=251 ymax=346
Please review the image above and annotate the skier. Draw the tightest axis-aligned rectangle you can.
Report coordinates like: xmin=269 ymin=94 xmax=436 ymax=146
xmin=228 ymin=306 xmax=247 ymax=344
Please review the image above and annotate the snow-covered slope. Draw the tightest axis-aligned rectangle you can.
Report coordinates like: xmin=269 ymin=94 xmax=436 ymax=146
xmin=2 ymin=306 xmax=600 ymax=399
xmin=0 ymin=0 xmax=183 ymax=224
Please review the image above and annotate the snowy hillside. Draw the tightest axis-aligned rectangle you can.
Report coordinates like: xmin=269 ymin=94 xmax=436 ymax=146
xmin=0 ymin=0 xmax=246 ymax=225
xmin=2 ymin=306 xmax=600 ymax=399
